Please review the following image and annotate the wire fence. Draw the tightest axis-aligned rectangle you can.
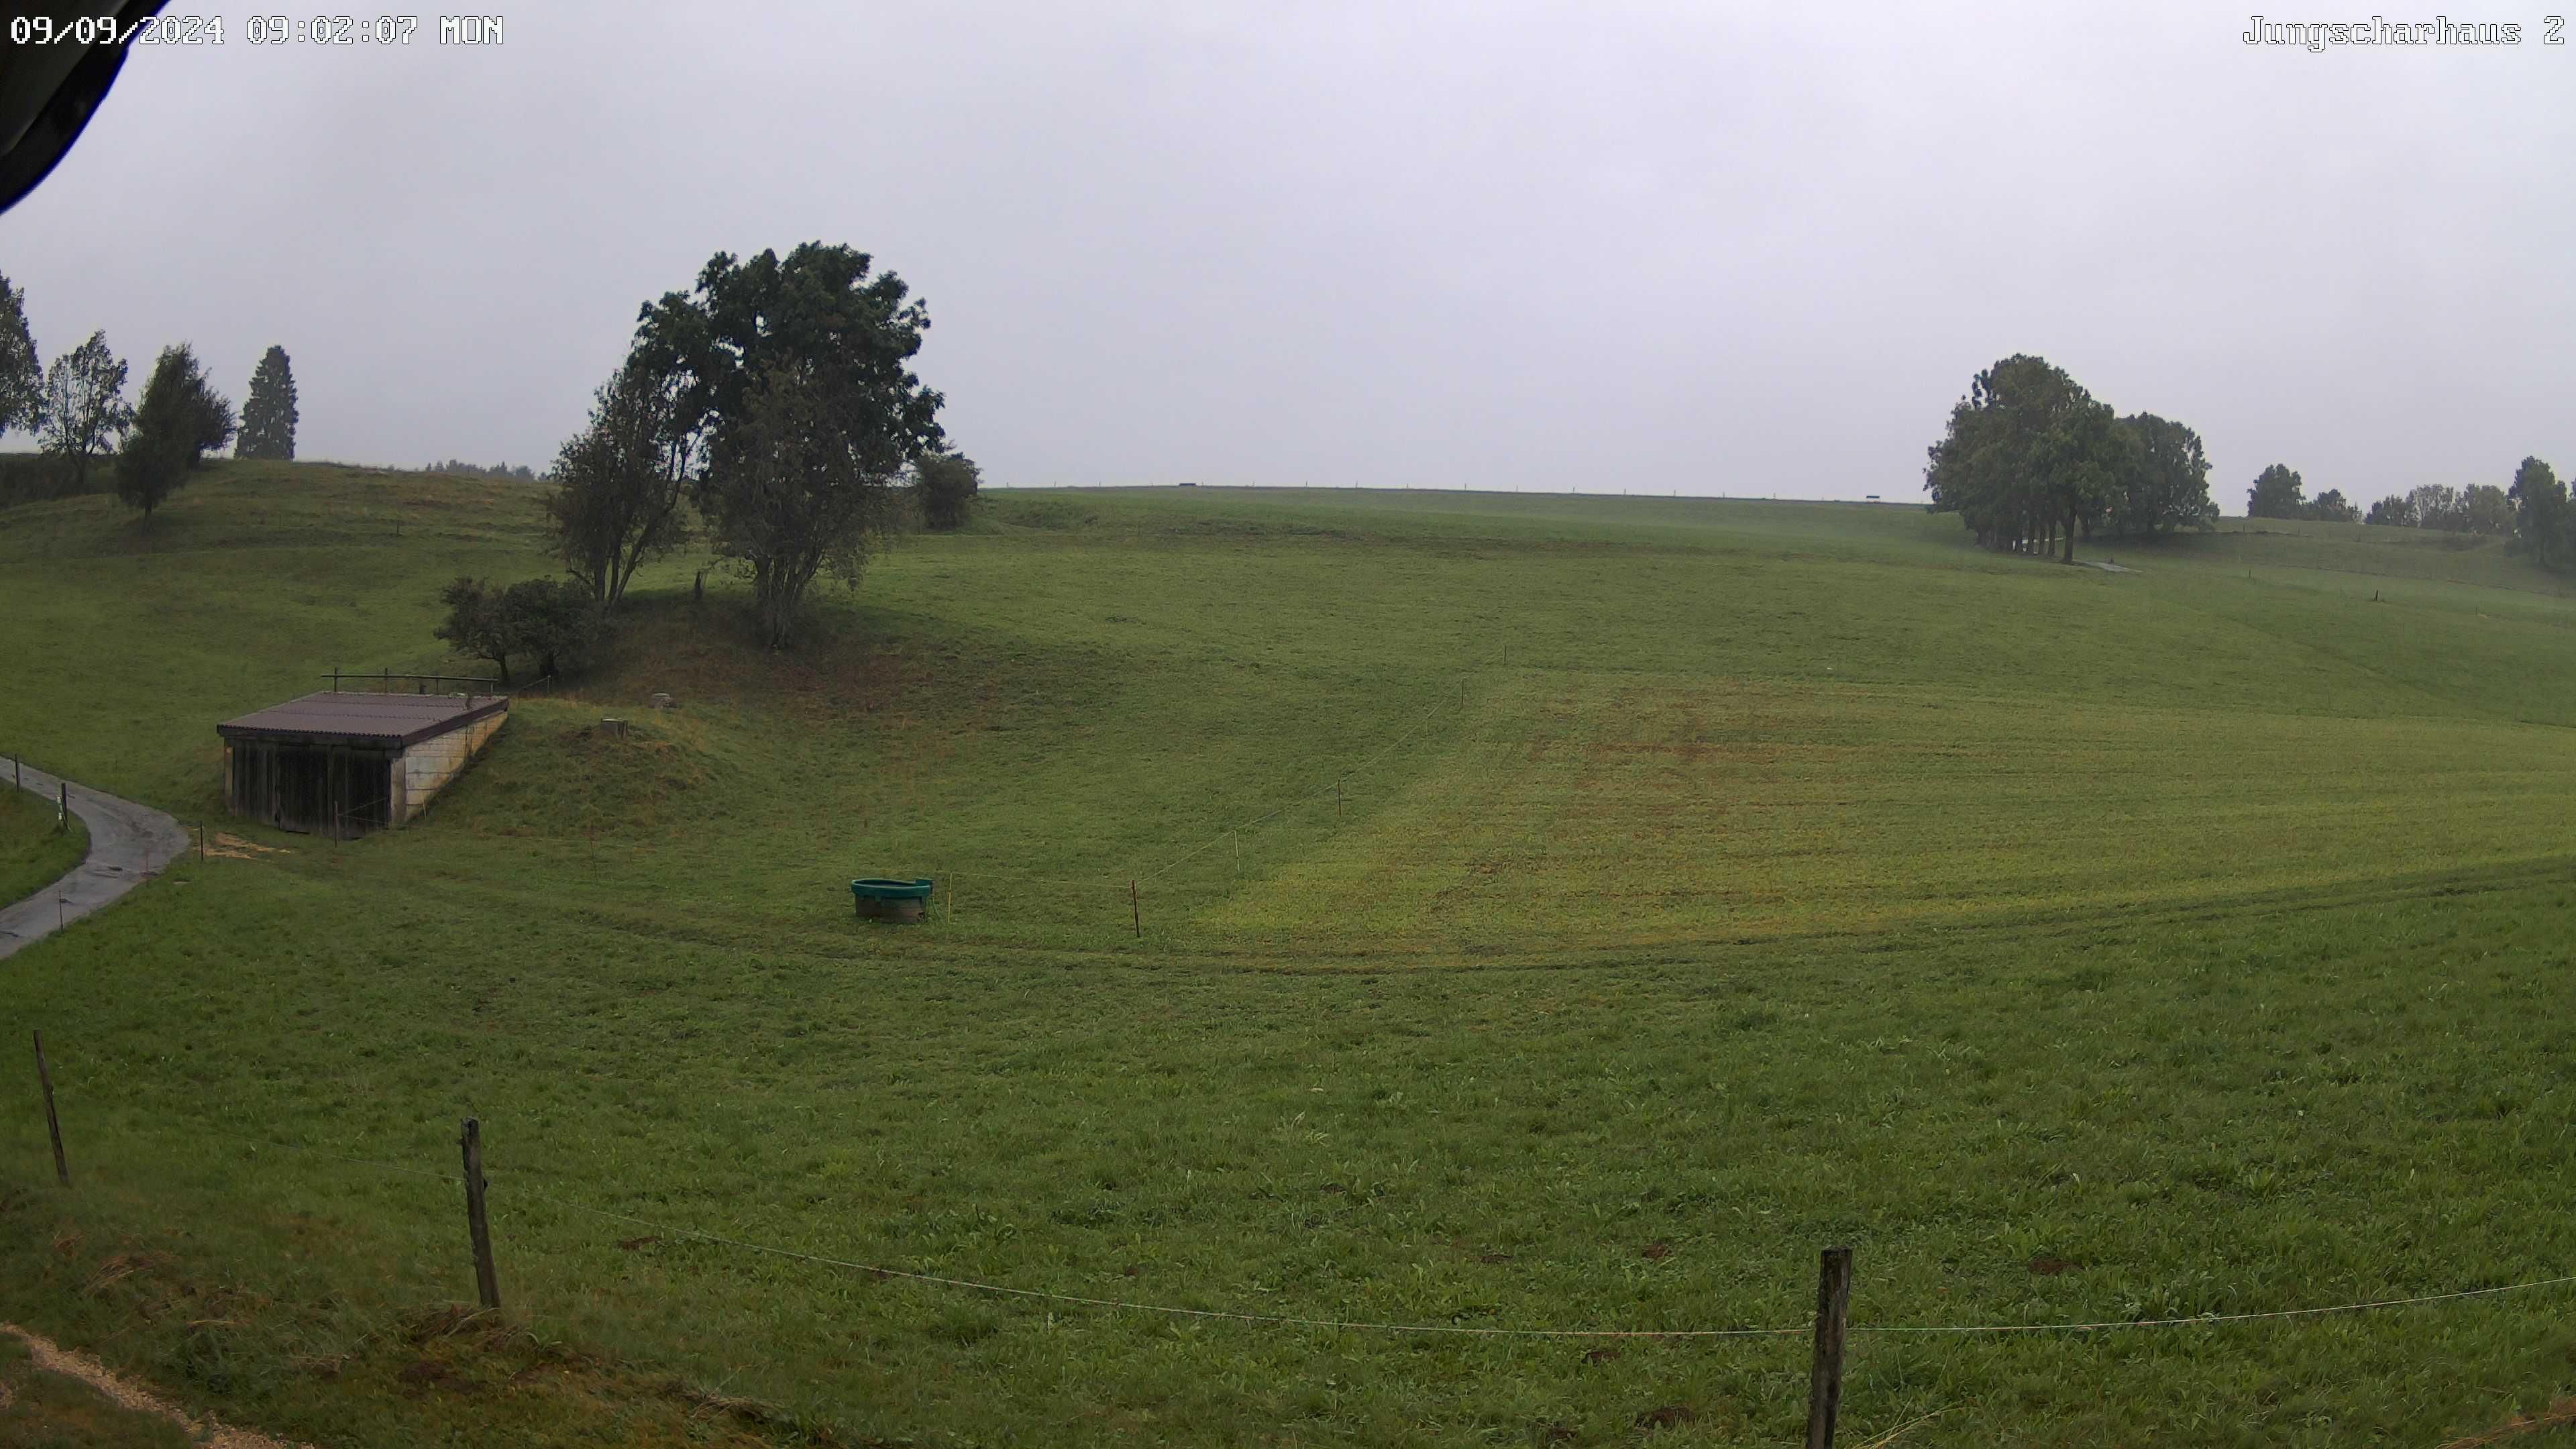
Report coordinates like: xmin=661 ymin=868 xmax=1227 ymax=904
xmin=19 ymin=1045 xmax=2576 ymax=1446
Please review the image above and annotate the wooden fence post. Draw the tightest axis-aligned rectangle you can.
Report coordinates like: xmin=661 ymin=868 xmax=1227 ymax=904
xmin=1804 ymin=1246 xmax=1853 ymax=1449
xmin=33 ymin=1031 xmax=68 ymax=1187
xmin=458 ymin=1118 xmax=500 ymax=1310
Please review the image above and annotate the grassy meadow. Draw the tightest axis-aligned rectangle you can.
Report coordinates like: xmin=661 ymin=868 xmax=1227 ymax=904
xmin=0 ymin=780 xmax=85 ymax=914
xmin=1 ymin=465 xmax=2575 ymax=1446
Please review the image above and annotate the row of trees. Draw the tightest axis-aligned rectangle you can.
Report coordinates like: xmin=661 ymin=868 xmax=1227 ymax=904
xmin=1925 ymin=357 xmax=2569 ymax=574
xmin=2244 ymin=465 xmax=2359 ymax=523
xmin=2245 ymin=455 xmax=2570 ymax=568
xmin=428 ymin=460 xmax=539 ymax=481
xmin=435 ymin=242 xmax=982 ymax=679
xmin=1922 ymin=355 xmax=2216 ymax=558
xmin=2361 ymin=482 xmax=2514 ymax=533
xmin=0 ymin=272 xmax=299 ymax=505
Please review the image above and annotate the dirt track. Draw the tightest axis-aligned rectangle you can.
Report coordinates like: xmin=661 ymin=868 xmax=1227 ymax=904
xmin=3 ymin=1322 xmax=315 ymax=1447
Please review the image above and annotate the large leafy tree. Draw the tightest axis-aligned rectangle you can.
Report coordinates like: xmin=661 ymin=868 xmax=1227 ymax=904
xmin=2109 ymin=413 xmax=2214 ymax=536
xmin=2508 ymin=456 xmax=2567 ymax=570
xmin=237 ymin=345 xmax=297 ymax=460
xmin=545 ymin=352 xmax=694 ymax=607
xmin=1923 ymin=354 xmax=2124 ymax=561
xmin=114 ymin=343 xmax=233 ymax=519
xmin=708 ymin=360 xmax=908 ymax=647
xmin=2246 ymin=464 xmax=2305 ymax=520
xmin=0 ymin=273 xmax=38 ymax=434
xmin=633 ymin=243 xmax=945 ymax=646
xmin=38 ymin=331 xmax=131 ymax=488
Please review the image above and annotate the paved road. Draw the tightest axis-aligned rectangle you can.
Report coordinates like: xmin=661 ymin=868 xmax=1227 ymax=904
xmin=0 ymin=758 xmax=189 ymax=961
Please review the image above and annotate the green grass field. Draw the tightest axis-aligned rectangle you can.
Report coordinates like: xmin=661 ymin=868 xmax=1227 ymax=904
xmin=0 ymin=781 xmax=85 ymax=913
xmin=3 ymin=465 xmax=2575 ymax=1446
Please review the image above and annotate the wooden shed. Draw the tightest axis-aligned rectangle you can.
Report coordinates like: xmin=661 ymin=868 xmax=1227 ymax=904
xmin=217 ymin=690 xmax=508 ymax=836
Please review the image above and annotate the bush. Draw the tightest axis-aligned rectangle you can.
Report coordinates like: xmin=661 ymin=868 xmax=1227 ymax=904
xmin=915 ymin=452 xmax=981 ymax=532
xmin=434 ymin=576 xmax=606 ymax=685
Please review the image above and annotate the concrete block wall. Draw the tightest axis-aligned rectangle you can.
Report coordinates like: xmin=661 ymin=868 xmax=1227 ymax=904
xmin=394 ymin=708 xmax=508 ymax=825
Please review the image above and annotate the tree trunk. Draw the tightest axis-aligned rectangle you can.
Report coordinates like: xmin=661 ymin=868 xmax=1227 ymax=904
xmin=2063 ymin=504 xmax=2076 ymax=563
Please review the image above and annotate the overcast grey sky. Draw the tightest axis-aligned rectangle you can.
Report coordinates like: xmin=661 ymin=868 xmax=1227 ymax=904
xmin=6 ymin=1 xmax=2572 ymax=504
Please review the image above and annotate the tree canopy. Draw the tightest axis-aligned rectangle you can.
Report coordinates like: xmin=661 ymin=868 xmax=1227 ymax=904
xmin=2509 ymin=457 xmax=2567 ymax=570
xmin=0 ymin=273 xmax=38 ymax=435
xmin=632 ymin=243 xmax=946 ymax=646
xmin=914 ymin=451 xmax=981 ymax=531
xmin=546 ymin=354 xmax=694 ymax=607
xmin=2109 ymin=413 xmax=2216 ymax=536
xmin=2245 ymin=464 xmax=2305 ymax=520
xmin=1923 ymin=354 xmax=2129 ymax=561
xmin=237 ymin=345 xmax=298 ymax=460
xmin=2365 ymin=483 xmax=2512 ymax=533
xmin=114 ymin=343 xmax=233 ymax=519
xmin=37 ymin=331 xmax=131 ymax=489
xmin=434 ymin=576 xmax=603 ymax=685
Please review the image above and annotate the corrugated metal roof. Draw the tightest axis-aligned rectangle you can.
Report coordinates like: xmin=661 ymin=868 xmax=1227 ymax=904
xmin=216 ymin=691 xmax=508 ymax=747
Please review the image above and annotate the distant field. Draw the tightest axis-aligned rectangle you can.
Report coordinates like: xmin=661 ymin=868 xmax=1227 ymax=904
xmin=3 ymin=466 xmax=2575 ymax=1447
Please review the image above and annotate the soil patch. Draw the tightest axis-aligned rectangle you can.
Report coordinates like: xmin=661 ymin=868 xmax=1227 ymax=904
xmin=1 ymin=1322 xmax=317 ymax=1448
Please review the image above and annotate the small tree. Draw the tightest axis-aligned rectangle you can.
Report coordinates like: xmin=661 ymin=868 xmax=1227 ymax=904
xmin=2305 ymin=488 xmax=2360 ymax=523
xmin=914 ymin=451 xmax=981 ymax=531
xmin=2245 ymin=464 xmax=2304 ymax=520
xmin=237 ymin=345 xmax=298 ymax=460
xmin=433 ymin=576 xmax=604 ymax=684
xmin=435 ymin=578 xmax=515 ymax=682
xmin=501 ymin=578 xmax=606 ymax=680
xmin=0 ymin=273 xmax=38 ymax=435
xmin=545 ymin=353 xmax=694 ymax=607
xmin=38 ymin=331 xmax=131 ymax=488
xmin=115 ymin=344 xmax=231 ymax=519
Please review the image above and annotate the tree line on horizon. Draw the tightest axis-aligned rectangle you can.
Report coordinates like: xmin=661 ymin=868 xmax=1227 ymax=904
xmin=2231 ymin=457 xmax=2564 ymax=566
xmin=0 ymin=272 xmax=299 ymax=515
xmin=1923 ymin=353 xmax=2571 ymax=570
xmin=434 ymin=240 xmax=986 ymax=683
xmin=427 ymin=460 xmax=541 ymax=482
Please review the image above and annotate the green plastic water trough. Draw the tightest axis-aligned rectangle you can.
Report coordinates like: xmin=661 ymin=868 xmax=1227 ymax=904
xmin=851 ymin=877 xmax=934 ymax=922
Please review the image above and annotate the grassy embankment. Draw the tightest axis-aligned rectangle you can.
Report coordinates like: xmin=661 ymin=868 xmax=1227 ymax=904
xmin=1 ymin=465 xmax=2573 ymax=1446
xmin=0 ymin=782 xmax=86 ymax=913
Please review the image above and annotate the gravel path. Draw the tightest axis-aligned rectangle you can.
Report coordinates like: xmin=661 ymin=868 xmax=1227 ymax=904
xmin=0 ymin=757 xmax=189 ymax=960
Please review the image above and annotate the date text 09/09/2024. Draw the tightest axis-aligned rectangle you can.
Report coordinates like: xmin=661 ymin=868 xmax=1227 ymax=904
xmin=5 ymin=14 xmax=506 ymax=46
